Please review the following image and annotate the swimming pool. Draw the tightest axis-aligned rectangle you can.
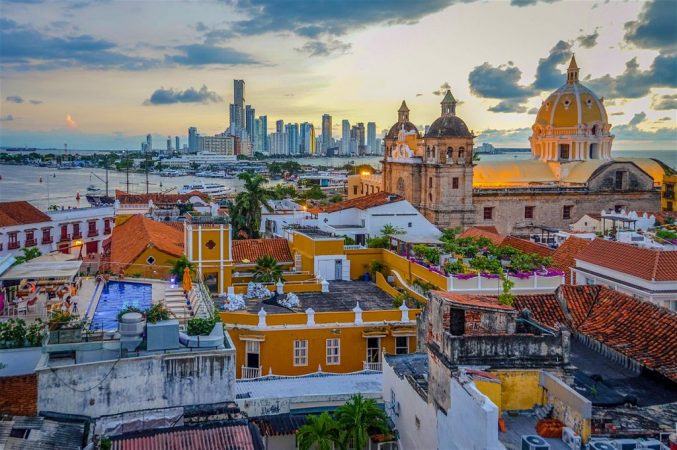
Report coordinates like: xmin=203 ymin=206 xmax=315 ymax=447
xmin=89 ymin=281 xmax=152 ymax=331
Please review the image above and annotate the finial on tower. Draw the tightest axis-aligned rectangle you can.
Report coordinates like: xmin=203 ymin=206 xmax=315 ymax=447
xmin=567 ymin=54 xmax=579 ymax=84
xmin=398 ymin=100 xmax=410 ymax=121
xmin=441 ymin=90 xmax=457 ymax=116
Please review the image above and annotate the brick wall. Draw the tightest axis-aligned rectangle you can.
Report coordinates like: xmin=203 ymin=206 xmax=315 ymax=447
xmin=0 ymin=374 xmax=37 ymax=416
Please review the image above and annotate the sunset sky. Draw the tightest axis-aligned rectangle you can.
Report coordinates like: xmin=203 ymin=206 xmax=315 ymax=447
xmin=0 ymin=0 xmax=675 ymax=150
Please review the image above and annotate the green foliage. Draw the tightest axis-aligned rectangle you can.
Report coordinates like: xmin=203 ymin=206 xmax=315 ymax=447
xmin=49 ymin=311 xmax=82 ymax=330
xmin=412 ymin=244 xmax=441 ymax=265
xmin=100 ymin=436 xmax=112 ymax=450
xmin=498 ymin=271 xmax=515 ymax=306
xmin=656 ymin=229 xmax=677 ymax=240
xmin=329 ymin=194 xmax=344 ymax=203
xmin=26 ymin=319 xmax=46 ymax=346
xmin=369 ymin=260 xmax=385 ymax=276
xmin=440 ymin=227 xmax=461 ymax=243
xmin=392 ymin=290 xmax=412 ymax=308
xmin=145 ymin=304 xmax=172 ymax=324
xmin=14 ymin=247 xmax=42 ymax=265
xmin=367 ymin=236 xmax=389 ymax=249
xmin=232 ymin=172 xmax=275 ymax=239
xmin=187 ymin=317 xmax=217 ymax=336
xmin=469 ymin=256 xmax=502 ymax=274
xmin=170 ymin=255 xmax=195 ymax=278
xmin=443 ymin=260 xmax=465 ymax=274
xmin=412 ymin=279 xmax=437 ymax=295
xmin=381 ymin=224 xmax=403 ymax=236
xmin=0 ymin=318 xmax=28 ymax=347
xmin=303 ymin=185 xmax=327 ymax=200
xmin=271 ymin=183 xmax=297 ymax=199
xmin=334 ymin=394 xmax=388 ymax=450
xmin=342 ymin=235 xmax=355 ymax=245
xmin=116 ymin=305 xmax=144 ymax=321
xmin=297 ymin=412 xmax=343 ymax=450
xmin=253 ymin=255 xmax=284 ymax=283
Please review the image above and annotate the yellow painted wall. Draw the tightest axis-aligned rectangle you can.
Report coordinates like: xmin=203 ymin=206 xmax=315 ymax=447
xmin=493 ymin=370 xmax=544 ymax=411
xmin=346 ymin=248 xmax=384 ymax=280
xmin=662 ymin=174 xmax=676 ymax=211
xmin=123 ymin=246 xmax=179 ymax=279
xmin=190 ymin=226 xmax=231 ymax=262
xmin=474 ymin=379 xmax=503 ymax=415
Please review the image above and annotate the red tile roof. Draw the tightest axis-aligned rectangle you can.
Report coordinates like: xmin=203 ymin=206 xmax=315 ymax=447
xmin=458 ymin=227 xmax=554 ymax=257
xmin=432 ymin=291 xmax=515 ymax=311
xmin=111 ymin=421 xmax=263 ymax=450
xmin=321 ymin=192 xmax=403 ymax=213
xmin=575 ymin=239 xmax=677 ymax=281
xmin=516 ymin=285 xmax=677 ymax=382
xmin=115 ymin=190 xmax=209 ymax=205
xmin=110 ymin=215 xmax=183 ymax=269
xmin=0 ymin=201 xmax=51 ymax=227
xmin=232 ymin=238 xmax=293 ymax=264
xmin=552 ymin=237 xmax=594 ymax=283
xmin=458 ymin=227 xmax=504 ymax=245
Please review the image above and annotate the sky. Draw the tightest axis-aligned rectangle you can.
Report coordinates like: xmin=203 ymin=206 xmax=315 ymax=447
xmin=0 ymin=0 xmax=675 ymax=150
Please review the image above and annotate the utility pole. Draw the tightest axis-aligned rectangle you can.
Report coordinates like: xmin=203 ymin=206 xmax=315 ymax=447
xmin=145 ymin=148 xmax=149 ymax=194
xmin=124 ymin=150 xmax=130 ymax=193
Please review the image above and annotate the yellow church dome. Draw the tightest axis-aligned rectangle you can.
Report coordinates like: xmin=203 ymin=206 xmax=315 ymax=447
xmin=534 ymin=56 xmax=608 ymax=129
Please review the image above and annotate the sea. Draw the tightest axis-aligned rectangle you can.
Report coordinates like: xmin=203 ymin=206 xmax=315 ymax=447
xmin=0 ymin=150 xmax=674 ymax=210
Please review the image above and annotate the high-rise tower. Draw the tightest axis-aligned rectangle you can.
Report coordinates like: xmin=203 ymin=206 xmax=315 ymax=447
xmin=321 ymin=114 xmax=332 ymax=153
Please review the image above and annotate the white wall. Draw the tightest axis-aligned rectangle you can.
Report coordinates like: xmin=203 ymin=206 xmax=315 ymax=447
xmin=382 ymin=359 xmax=437 ymax=450
xmin=364 ymin=202 xmax=440 ymax=239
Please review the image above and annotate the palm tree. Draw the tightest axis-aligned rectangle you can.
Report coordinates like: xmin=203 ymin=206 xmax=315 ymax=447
xmin=170 ymin=255 xmax=195 ymax=278
xmin=232 ymin=172 xmax=274 ymax=238
xmin=380 ymin=224 xmax=403 ymax=236
xmin=252 ymin=255 xmax=284 ymax=283
xmin=297 ymin=412 xmax=342 ymax=450
xmin=334 ymin=394 xmax=388 ymax=450
xmin=14 ymin=247 xmax=42 ymax=265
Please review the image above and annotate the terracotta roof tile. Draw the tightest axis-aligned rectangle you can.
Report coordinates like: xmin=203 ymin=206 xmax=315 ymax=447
xmin=552 ymin=237 xmax=594 ymax=283
xmin=502 ymin=236 xmax=555 ymax=258
xmin=110 ymin=215 xmax=183 ymax=269
xmin=432 ymin=291 xmax=515 ymax=311
xmin=232 ymin=238 xmax=293 ymax=264
xmin=0 ymin=201 xmax=51 ymax=227
xmin=321 ymin=192 xmax=403 ymax=213
xmin=575 ymin=239 xmax=677 ymax=281
xmin=458 ymin=227 xmax=504 ymax=245
xmin=513 ymin=294 xmax=569 ymax=329
xmin=115 ymin=190 xmax=208 ymax=205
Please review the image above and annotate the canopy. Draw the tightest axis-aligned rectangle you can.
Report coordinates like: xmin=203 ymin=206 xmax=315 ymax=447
xmin=0 ymin=260 xmax=82 ymax=282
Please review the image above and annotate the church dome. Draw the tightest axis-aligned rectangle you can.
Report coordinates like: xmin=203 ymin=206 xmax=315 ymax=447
xmin=386 ymin=100 xmax=419 ymax=139
xmin=424 ymin=90 xmax=473 ymax=138
xmin=534 ymin=56 xmax=608 ymax=129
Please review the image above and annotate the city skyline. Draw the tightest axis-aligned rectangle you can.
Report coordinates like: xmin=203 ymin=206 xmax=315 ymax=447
xmin=0 ymin=0 xmax=675 ymax=150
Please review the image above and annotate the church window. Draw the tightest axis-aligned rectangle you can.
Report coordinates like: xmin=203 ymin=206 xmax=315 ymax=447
xmin=524 ymin=206 xmax=534 ymax=219
xmin=562 ymin=205 xmax=573 ymax=220
xmin=361 ymin=183 xmax=364 ymax=194
xmin=452 ymin=177 xmax=459 ymax=189
xmin=428 ymin=177 xmax=433 ymax=188
xmin=614 ymin=171 xmax=625 ymax=190
xmin=429 ymin=192 xmax=433 ymax=202
xmin=458 ymin=147 xmax=465 ymax=160
xmin=591 ymin=124 xmax=598 ymax=136
xmin=353 ymin=186 xmax=358 ymax=195
xmin=397 ymin=177 xmax=405 ymax=195
xmin=559 ymin=144 xmax=570 ymax=160
xmin=483 ymin=207 xmax=493 ymax=221
xmin=447 ymin=147 xmax=453 ymax=161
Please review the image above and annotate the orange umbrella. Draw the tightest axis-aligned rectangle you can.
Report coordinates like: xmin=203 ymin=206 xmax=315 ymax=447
xmin=182 ymin=267 xmax=192 ymax=293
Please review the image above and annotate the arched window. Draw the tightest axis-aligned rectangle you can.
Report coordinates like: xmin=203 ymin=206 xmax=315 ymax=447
xmin=591 ymin=124 xmax=598 ymax=136
xmin=458 ymin=147 xmax=465 ymax=160
xmin=432 ymin=146 xmax=436 ymax=159
xmin=426 ymin=146 xmax=430 ymax=158
xmin=397 ymin=177 xmax=405 ymax=195
xmin=447 ymin=147 xmax=453 ymax=161
xmin=428 ymin=192 xmax=433 ymax=202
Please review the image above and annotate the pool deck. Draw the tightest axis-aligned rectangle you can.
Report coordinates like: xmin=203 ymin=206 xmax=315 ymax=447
xmin=82 ymin=278 xmax=168 ymax=325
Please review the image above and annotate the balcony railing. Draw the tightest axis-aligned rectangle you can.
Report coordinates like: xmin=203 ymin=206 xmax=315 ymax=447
xmin=8 ymin=242 xmax=19 ymax=250
xmin=88 ymin=229 xmax=98 ymax=237
xmin=60 ymin=234 xmax=70 ymax=241
xmin=42 ymin=237 xmax=53 ymax=245
xmin=104 ymin=227 xmax=112 ymax=235
xmin=72 ymin=232 xmax=83 ymax=239
xmin=241 ymin=365 xmax=262 ymax=379
xmin=25 ymin=239 xmax=37 ymax=247
xmin=363 ymin=361 xmax=382 ymax=371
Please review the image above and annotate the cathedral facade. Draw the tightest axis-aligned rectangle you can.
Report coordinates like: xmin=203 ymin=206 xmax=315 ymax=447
xmin=358 ymin=57 xmax=664 ymax=235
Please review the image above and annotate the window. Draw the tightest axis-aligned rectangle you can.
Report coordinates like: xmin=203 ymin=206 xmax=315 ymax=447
xmin=72 ymin=223 xmax=81 ymax=238
xmin=88 ymin=220 xmax=97 ymax=236
xmin=452 ymin=177 xmax=459 ymax=189
xmin=408 ymin=222 xmax=412 ymax=228
xmin=449 ymin=308 xmax=465 ymax=336
xmin=458 ymin=147 xmax=465 ymax=160
xmin=8 ymin=232 xmax=19 ymax=250
xmin=483 ymin=207 xmax=493 ymax=220
xmin=585 ymin=278 xmax=595 ymax=285
xmin=366 ymin=337 xmax=380 ymax=363
xmin=428 ymin=177 xmax=433 ymax=188
xmin=395 ymin=336 xmax=409 ymax=355
xmin=25 ymin=230 xmax=35 ymax=247
xmin=294 ymin=340 xmax=308 ymax=366
xmin=559 ymin=144 xmax=570 ymax=160
xmin=42 ymin=228 xmax=51 ymax=244
xmin=104 ymin=219 xmax=111 ymax=234
xmin=361 ymin=183 xmax=364 ymax=194
xmin=353 ymin=186 xmax=358 ymax=195
xmin=447 ymin=147 xmax=453 ymax=160
xmin=563 ymin=205 xmax=573 ymax=220
xmin=60 ymin=225 xmax=68 ymax=240
xmin=524 ymin=206 xmax=534 ymax=219
xmin=614 ymin=171 xmax=624 ymax=190
xmin=146 ymin=256 xmax=156 ymax=265
xmin=428 ymin=192 xmax=433 ymax=202
xmin=326 ymin=338 xmax=340 ymax=365
xmin=246 ymin=341 xmax=260 ymax=368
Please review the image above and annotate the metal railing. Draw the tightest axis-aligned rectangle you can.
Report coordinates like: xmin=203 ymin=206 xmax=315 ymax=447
xmin=363 ymin=361 xmax=382 ymax=371
xmin=241 ymin=365 xmax=262 ymax=379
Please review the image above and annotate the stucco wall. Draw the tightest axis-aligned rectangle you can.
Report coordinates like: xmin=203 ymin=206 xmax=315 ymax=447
xmin=37 ymin=350 xmax=235 ymax=418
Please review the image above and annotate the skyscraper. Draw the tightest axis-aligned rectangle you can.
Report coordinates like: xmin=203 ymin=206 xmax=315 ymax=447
xmin=245 ymin=105 xmax=255 ymax=139
xmin=285 ymin=123 xmax=299 ymax=156
xmin=229 ymin=80 xmax=245 ymax=131
xmin=259 ymin=115 xmax=268 ymax=154
xmin=341 ymin=120 xmax=350 ymax=156
xmin=276 ymin=120 xmax=284 ymax=134
xmin=146 ymin=134 xmax=152 ymax=152
xmin=300 ymin=122 xmax=315 ymax=155
xmin=321 ymin=114 xmax=332 ymax=153
xmin=166 ymin=136 xmax=171 ymax=152
xmin=175 ymin=136 xmax=180 ymax=153
xmin=367 ymin=122 xmax=376 ymax=154
xmin=188 ymin=127 xmax=198 ymax=152
xmin=356 ymin=122 xmax=366 ymax=155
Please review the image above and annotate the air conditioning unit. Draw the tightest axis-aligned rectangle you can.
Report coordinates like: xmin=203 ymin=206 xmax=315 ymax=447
xmin=636 ymin=439 xmax=662 ymax=450
xmin=589 ymin=442 xmax=616 ymax=450
xmin=522 ymin=435 xmax=550 ymax=450
xmin=613 ymin=439 xmax=638 ymax=450
xmin=561 ymin=427 xmax=581 ymax=450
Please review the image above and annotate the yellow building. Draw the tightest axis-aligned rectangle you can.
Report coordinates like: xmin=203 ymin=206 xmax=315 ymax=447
xmin=662 ymin=173 xmax=676 ymax=212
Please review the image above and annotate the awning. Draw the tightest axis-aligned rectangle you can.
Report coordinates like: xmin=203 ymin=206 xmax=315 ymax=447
xmin=390 ymin=327 xmax=417 ymax=336
xmin=239 ymin=334 xmax=266 ymax=342
xmin=0 ymin=260 xmax=82 ymax=282
xmin=362 ymin=327 xmax=387 ymax=338
xmin=390 ymin=233 xmax=443 ymax=245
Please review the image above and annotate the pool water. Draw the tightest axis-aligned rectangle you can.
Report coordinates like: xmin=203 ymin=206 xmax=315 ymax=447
xmin=89 ymin=281 xmax=152 ymax=331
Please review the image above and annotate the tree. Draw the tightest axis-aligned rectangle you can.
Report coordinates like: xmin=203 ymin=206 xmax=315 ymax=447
xmin=334 ymin=394 xmax=388 ymax=450
xmin=170 ymin=255 xmax=194 ymax=278
xmin=252 ymin=255 xmax=284 ymax=283
xmin=380 ymin=224 xmax=403 ymax=236
xmin=297 ymin=412 xmax=343 ymax=450
xmin=304 ymin=186 xmax=327 ymax=200
xmin=271 ymin=184 xmax=297 ymax=200
xmin=498 ymin=270 xmax=515 ymax=306
xmin=232 ymin=172 xmax=274 ymax=238
xmin=14 ymin=247 xmax=41 ymax=265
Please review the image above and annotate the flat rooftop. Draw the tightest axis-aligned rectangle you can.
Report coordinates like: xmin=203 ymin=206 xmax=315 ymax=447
xmin=384 ymin=353 xmax=429 ymax=401
xmin=245 ymin=281 xmax=396 ymax=314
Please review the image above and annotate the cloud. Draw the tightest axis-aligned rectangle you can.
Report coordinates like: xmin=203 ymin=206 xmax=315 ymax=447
xmin=0 ymin=115 xmax=14 ymax=122
xmin=532 ymin=40 xmax=572 ymax=91
xmin=624 ymin=0 xmax=677 ymax=51
xmin=468 ymin=62 xmax=534 ymax=100
xmin=628 ymin=112 xmax=646 ymax=126
xmin=416 ymin=93 xmax=423 ymax=97
xmin=488 ymin=99 xmax=528 ymax=113
xmin=433 ymin=82 xmax=452 ymax=95
xmin=651 ymin=93 xmax=677 ymax=110
xmin=0 ymin=18 xmax=155 ymax=70
xmin=576 ymin=29 xmax=599 ymax=49
xmin=65 ymin=114 xmax=78 ymax=128
xmin=475 ymin=127 xmax=531 ymax=145
xmin=29 ymin=99 xmax=43 ymax=105
xmin=144 ymin=85 xmax=223 ymax=105
xmin=613 ymin=110 xmax=677 ymax=141
xmin=167 ymin=44 xmax=258 ymax=65
xmin=510 ymin=0 xmax=559 ymax=6
xmin=6 ymin=95 xmax=24 ymax=103
xmin=296 ymin=39 xmax=351 ymax=57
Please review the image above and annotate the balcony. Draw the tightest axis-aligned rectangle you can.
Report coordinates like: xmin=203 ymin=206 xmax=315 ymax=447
xmin=60 ymin=234 xmax=70 ymax=241
xmin=25 ymin=239 xmax=37 ymax=247
xmin=241 ymin=365 xmax=262 ymax=379
xmin=363 ymin=361 xmax=382 ymax=371
xmin=88 ymin=229 xmax=98 ymax=238
xmin=104 ymin=227 xmax=112 ymax=235
xmin=664 ymin=191 xmax=675 ymax=199
xmin=42 ymin=237 xmax=53 ymax=245
xmin=72 ymin=232 xmax=83 ymax=239
xmin=8 ymin=242 xmax=20 ymax=250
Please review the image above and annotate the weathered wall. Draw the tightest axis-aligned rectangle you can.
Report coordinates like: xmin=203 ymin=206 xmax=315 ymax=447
xmin=493 ymin=369 xmax=544 ymax=411
xmin=0 ymin=347 xmax=42 ymax=377
xmin=0 ymin=374 xmax=37 ymax=416
xmin=37 ymin=350 xmax=235 ymax=418
xmin=541 ymin=371 xmax=592 ymax=442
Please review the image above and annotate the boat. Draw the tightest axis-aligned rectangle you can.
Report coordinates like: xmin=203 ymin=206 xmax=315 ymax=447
xmin=159 ymin=169 xmax=188 ymax=177
xmin=86 ymin=184 xmax=101 ymax=193
xmin=86 ymin=194 xmax=115 ymax=207
xmin=178 ymin=183 xmax=231 ymax=198
xmin=195 ymin=170 xmax=226 ymax=178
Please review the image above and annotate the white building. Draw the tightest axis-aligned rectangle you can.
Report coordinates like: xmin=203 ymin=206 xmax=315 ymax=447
xmin=199 ymin=135 xmax=235 ymax=155
xmin=0 ymin=201 xmax=114 ymax=258
xmin=160 ymin=152 xmax=237 ymax=168
xmin=570 ymin=209 xmax=657 ymax=234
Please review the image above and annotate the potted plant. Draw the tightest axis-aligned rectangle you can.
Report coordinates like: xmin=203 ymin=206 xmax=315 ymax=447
xmin=48 ymin=311 xmax=84 ymax=344
xmin=144 ymin=304 xmax=178 ymax=352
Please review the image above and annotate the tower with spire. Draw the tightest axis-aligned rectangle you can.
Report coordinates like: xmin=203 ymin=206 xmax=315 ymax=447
xmin=566 ymin=55 xmax=579 ymax=84
xmin=441 ymin=90 xmax=457 ymax=115
xmin=398 ymin=101 xmax=410 ymax=122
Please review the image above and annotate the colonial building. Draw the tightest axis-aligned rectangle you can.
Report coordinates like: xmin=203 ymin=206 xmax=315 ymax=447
xmin=353 ymin=57 xmax=667 ymax=235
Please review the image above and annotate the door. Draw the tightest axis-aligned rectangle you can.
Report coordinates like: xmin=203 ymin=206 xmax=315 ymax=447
xmin=366 ymin=337 xmax=380 ymax=363
xmin=85 ymin=241 xmax=98 ymax=255
xmin=246 ymin=341 xmax=260 ymax=368
xmin=318 ymin=260 xmax=335 ymax=280
xmin=334 ymin=259 xmax=343 ymax=280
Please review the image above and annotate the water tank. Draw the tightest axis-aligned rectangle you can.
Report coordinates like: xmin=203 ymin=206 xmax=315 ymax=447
xmin=119 ymin=312 xmax=145 ymax=337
